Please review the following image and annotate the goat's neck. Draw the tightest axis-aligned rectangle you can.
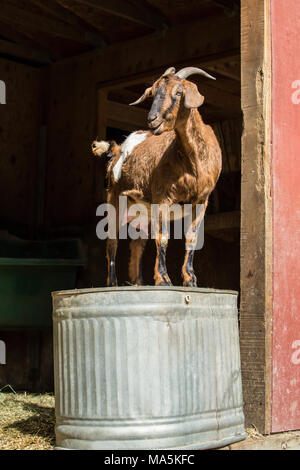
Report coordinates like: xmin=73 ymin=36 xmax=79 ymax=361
xmin=175 ymin=108 xmax=206 ymax=173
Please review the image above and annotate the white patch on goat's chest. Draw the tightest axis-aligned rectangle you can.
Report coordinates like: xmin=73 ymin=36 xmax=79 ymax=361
xmin=113 ymin=131 xmax=148 ymax=182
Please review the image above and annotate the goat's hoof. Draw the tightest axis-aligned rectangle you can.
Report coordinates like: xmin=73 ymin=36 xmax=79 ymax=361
xmin=183 ymin=274 xmax=198 ymax=287
xmin=156 ymin=274 xmax=173 ymax=287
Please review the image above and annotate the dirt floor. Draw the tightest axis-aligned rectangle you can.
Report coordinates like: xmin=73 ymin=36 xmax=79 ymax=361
xmin=0 ymin=390 xmax=55 ymax=450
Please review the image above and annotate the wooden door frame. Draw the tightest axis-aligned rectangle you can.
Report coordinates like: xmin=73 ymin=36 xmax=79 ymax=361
xmin=240 ymin=0 xmax=272 ymax=434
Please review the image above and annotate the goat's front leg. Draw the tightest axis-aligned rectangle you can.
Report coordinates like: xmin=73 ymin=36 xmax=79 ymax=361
xmin=153 ymin=211 xmax=172 ymax=286
xmin=182 ymin=202 xmax=207 ymax=287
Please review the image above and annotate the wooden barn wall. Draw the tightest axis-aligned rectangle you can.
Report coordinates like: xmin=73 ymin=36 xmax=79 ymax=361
xmin=0 ymin=58 xmax=50 ymax=393
xmin=0 ymin=330 xmax=53 ymax=393
xmin=0 ymin=58 xmax=42 ymax=236
xmin=45 ymin=61 xmax=96 ymax=230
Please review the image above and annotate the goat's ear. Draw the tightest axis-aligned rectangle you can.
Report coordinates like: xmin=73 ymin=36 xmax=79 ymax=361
xmin=184 ymin=82 xmax=204 ymax=109
xmin=130 ymin=87 xmax=152 ymax=106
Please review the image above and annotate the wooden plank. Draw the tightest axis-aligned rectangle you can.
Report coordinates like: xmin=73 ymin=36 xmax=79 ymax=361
xmin=205 ymin=211 xmax=240 ymax=232
xmin=45 ymin=58 xmax=97 ymax=228
xmin=206 ymin=57 xmax=240 ymax=81
xmin=0 ymin=58 xmax=42 ymax=232
xmin=0 ymin=330 xmax=53 ymax=392
xmin=59 ymin=15 xmax=240 ymax=84
xmin=211 ymin=119 xmax=242 ymax=173
xmin=240 ymin=0 xmax=272 ymax=434
xmin=211 ymin=0 xmax=240 ymax=16
xmin=31 ymin=0 xmax=106 ymax=47
xmin=0 ymin=2 xmax=103 ymax=46
xmin=97 ymin=53 xmax=240 ymax=92
xmin=101 ymin=71 xmax=240 ymax=117
xmin=57 ymin=0 xmax=166 ymax=29
xmin=0 ymin=20 xmax=62 ymax=62
xmin=0 ymin=38 xmax=51 ymax=64
xmin=0 ymin=20 xmax=54 ymax=63
xmin=106 ymin=100 xmax=148 ymax=131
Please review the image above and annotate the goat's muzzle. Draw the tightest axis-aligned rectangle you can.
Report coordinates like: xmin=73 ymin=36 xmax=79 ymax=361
xmin=148 ymin=115 xmax=163 ymax=131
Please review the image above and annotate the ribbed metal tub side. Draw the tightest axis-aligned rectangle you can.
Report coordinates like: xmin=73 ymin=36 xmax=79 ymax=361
xmin=52 ymin=287 xmax=247 ymax=450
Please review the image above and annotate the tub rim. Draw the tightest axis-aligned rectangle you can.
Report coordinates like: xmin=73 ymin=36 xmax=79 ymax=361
xmin=52 ymin=285 xmax=238 ymax=298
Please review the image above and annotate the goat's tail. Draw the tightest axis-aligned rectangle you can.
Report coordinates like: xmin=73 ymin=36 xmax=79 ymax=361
xmin=91 ymin=140 xmax=120 ymax=158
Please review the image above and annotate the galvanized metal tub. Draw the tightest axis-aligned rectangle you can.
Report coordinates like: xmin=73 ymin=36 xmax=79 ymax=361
xmin=52 ymin=287 xmax=246 ymax=450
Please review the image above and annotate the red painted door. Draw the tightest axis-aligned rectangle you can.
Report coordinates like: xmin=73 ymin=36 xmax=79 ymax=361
xmin=272 ymin=0 xmax=300 ymax=432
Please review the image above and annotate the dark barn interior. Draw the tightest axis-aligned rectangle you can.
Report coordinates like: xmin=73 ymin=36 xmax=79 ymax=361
xmin=0 ymin=1 xmax=241 ymax=392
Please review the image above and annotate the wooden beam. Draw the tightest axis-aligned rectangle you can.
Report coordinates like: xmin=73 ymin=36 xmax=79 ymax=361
xmin=57 ymin=0 xmax=167 ymax=30
xmin=0 ymin=20 xmax=61 ymax=62
xmin=0 ymin=21 xmax=53 ymax=64
xmin=0 ymin=3 xmax=104 ymax=47
xmin=30 ymin=0 xmax=106 ymax=47
xmin=193 ymin=79 xmax=240 ymax=113
xmin=59 ymin=14 xmax=240 ymax=83
xmin=108 ymin=88 xmax=141 ymax=106
xmin=240 ymin=0 xmax=272 ymax=434
xmin=0 ymin=38 xmax=51 ymax=64
xmin=211 ymin=0 xmax=240 ymax=16
xmin=95 ymin=53 xmax=241 ymax=117
xmin=206 ymin=57 xmax=240 ymax=81
xmin=98 ymin=52 xmax=240 ymax=91
xmin=106 ymin=100 xmax=148 ymax=131
xmin=105 ymin=77 xmax=239 ymax=119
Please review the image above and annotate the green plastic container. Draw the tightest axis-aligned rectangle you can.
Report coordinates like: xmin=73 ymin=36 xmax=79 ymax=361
xmin=0 ymin=235 xmax=86 ymax=328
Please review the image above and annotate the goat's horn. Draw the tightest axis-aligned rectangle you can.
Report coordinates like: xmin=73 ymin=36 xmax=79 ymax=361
xmin=129 ymin=86 xmax=152 ymax=106
xmin=162 ymin=67 xmax=176 ymax=77
xmin=175 ymin=67 xmax=216 ymax=80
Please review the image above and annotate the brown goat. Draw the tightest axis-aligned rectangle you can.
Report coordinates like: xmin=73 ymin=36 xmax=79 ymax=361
xmin=92 ymin=66 xmax=222 ymax=287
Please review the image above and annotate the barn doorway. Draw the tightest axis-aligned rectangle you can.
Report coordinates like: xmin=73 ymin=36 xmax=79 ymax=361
xmin=0 ymin=0 xmax=274 ymax=435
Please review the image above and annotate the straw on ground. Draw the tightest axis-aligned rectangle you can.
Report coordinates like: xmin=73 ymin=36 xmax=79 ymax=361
xmin=0 ymin=391 xmax=55 ymax=450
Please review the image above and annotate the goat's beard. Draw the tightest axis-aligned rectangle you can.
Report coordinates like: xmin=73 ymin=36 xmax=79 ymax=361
xmin=152 ymin=121 xmax=173 ymax=135
xmin=152 ymin=122 xmax=164 ymax=135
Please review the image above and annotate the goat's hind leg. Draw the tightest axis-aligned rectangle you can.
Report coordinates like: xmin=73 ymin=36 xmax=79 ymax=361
xmin=129 ymin=238 xmax=147 ymax=285
xmin=106 ymin=238 xmax=118 ymax=287
xmin=106 ymin=194 xmax=119 ymax=287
